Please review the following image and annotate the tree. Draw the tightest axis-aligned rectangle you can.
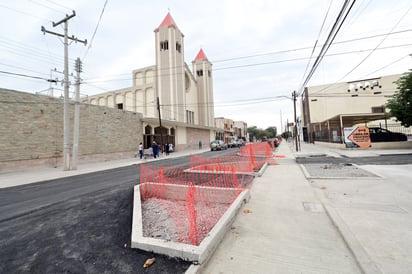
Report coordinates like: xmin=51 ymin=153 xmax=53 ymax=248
xmin=265 ymin=127 xmax=277 ymax=138
xmin=386 ymin=71 xmax=412 ymax=127
xmin=247 ymin=126 xmax=277 ymax=141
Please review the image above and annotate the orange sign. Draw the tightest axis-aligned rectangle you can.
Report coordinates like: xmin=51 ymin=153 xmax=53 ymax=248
xmin=348 ymin=126 xmax=371 ymax=148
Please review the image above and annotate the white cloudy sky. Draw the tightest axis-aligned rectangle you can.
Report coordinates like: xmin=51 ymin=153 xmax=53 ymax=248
xmin=1 ymin=0 xmax=412 ymax=130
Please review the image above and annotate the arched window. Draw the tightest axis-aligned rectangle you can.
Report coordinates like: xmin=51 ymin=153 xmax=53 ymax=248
xmin=160 ymin=40 xmax=169 ymax=51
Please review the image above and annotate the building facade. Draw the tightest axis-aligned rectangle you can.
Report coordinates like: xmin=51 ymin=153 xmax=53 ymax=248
xmin=83 ymin=13 xmax=215 ymax=150
xmin=234 ymin=121 xmax=248 ymax=141
xmin=301 ymin=73 xmax=411 ymax=143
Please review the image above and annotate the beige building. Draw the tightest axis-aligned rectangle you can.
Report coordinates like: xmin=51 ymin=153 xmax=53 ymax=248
xmin=214 ymin=117 xmax=248 ymax=143
xmin=301 ymin=73 xmax=410 ymax=143
xmin=214 ymin=117 xmax=233 ymax=143
xmin=83 ymin=13 xmax=215 ymax=150
xmin=234 ymin=121 xmax=248 ymax=141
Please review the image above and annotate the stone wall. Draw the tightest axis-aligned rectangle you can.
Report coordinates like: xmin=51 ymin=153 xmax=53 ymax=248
xmin=185 ymin=127 xmax=211 ymax=150
xmin=0 ymin=89 xmax=143 ymax=170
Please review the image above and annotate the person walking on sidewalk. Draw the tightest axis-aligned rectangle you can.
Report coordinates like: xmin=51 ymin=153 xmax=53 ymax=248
xmin=152 ymin=141 xmax=159 ymax=159
xmin=199 ymin=140 xmax=202 ymax=150
xmin=138 ymin=142 xmax=143 ymax=159
xmin=164 ymin=143 xmax=170 ymax=156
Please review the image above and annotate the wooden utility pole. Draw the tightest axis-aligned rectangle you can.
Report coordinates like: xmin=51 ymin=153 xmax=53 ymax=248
xmin=157 ymin=97 xmax=164 ymax=149
xmin=292 ymin=90 xmax=298 ymax=152
xmin=41 ymin=11 xmax=87 ymax=170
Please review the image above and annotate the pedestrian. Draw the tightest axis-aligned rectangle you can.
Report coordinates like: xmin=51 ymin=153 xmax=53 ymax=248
xmin=199 ymin=140 xmax=202 ymax=149
xmin=152 ymin=141 xmax=158 ymax=159
xmin=165 ymin=143 xmax=169 ymax=155
xmin=138 ymin=142 xmax=143 ymax=159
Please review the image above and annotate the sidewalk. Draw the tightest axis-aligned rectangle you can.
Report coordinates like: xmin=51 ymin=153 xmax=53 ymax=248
xmin=0 ymin=148 xmax=209 ymax=188
xmin=294 ymin=141 xmax=412 ymax=274
xmin=294 ymin=141 xmax=412 ymax=158
xmin=199 ymin=142 xmax=362 ymax=274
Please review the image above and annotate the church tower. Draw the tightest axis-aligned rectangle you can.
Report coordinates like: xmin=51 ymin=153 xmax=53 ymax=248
xmin=154 ymin=12 xmax=185 ymax=122
xmin=193 ymin=48 xmax=214 ymax=127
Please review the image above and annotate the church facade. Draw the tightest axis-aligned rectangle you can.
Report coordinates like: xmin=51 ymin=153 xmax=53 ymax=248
xmin=83 ymin=13 xmax=215 ymax=150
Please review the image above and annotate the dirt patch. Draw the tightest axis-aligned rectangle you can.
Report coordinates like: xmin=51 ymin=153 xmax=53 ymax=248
xmin=303 ymin=163 xmax=378 ymax=178
xmin=142 ymin=197 xmax=231 ymax=245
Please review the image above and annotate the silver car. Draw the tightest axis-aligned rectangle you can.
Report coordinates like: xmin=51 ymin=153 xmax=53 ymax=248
xmin=210 ymin=140 xmax=227 ymax=151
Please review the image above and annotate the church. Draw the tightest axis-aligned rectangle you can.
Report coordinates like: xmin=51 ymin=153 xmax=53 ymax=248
xmin=83 ymin=12 xmax=216 ymax=150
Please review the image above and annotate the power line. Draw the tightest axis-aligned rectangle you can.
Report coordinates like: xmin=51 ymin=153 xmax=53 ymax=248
xmin=1 ymin=41 xmax=409 ymax=94
xmin=82 ymin=42 xmax=412 ymax=86
xmin=0 ymin=3 xmax=52 ymax=21
xmin=79 ymin=28 xmax=412 ymax=82
xmin=298 ymin=0 xmax=333 ymax=90
xmin=28 ymin=0 xmax=67 ymax=14
xmin=41 ymin=0 xmax=73 ymax=11
xmin=0 ymin=70 xmax=52 ymax=81
xmin=298 ymin=0 xmax=356 ymax=96
xmin=82 ymin=0 xmax=108 ymax=61
xmin=1 ymin=25 xmax=399 ymax=86
xmin=333 ymin=4 xmax=412 ymax=83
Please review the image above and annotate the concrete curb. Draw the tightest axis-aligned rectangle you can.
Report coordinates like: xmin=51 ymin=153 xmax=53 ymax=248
xmin=256 ymin=162 xmax=268 ymax=177
xmin=297 ymin=157 xmax=383 ymax=274
xmin=131 ymin=183 xmax=251 ymax=264
xmin=299 ymin=163 xmax=383 ymax=180
xmin=313 ymin=188 xmax=383 ymax=274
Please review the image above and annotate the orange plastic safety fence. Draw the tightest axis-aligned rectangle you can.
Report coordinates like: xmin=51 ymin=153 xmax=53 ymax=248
xmin=139 ymin=154 xmax=258 ymax=245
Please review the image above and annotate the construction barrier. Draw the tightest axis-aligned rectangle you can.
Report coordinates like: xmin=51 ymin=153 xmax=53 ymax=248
xmin=139 ymin=142 xmax=276 ymax=245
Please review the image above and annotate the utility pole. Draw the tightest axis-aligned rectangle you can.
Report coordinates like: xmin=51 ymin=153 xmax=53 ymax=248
xmin=157 ymin=97 xmax=164 ymax=151
xmin=280 ymin=109 xmax=283 ymax=135
xmin=71 ymin=58 xmax=82 ymax=170
xmin=41 ymin=11 xmax=87 ymax=171
xmin=292 ymin=90 xmax=298 ymax=152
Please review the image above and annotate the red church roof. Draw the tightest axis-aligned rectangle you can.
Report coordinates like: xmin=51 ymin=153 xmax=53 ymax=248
xmin=159 ymin=12 xmax=177 ymax=28
xmin=194 ymin=48 xmax=208 ymax=61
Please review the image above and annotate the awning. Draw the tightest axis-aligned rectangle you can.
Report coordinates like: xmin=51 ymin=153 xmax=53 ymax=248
xmin=317 ymin=112 xmax=391 ymax=128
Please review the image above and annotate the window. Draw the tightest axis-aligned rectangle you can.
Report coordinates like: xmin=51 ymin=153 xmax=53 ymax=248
xmin=160 ymin=40 xmax=169 ymax=51
xmin=186 ymin=110 xmax=194 ymax=124
xmin=196 ymin=70 xmax=203 ymax=77
xmin=185 ymin=73 xmax=190 ymax=91
xmin=176 ymin=42 xmax=181 ymax=53
xmin=117 ymin=103 xmax=123 ymax=110
xmin=371 ymin=106 xmax=385 ymax=113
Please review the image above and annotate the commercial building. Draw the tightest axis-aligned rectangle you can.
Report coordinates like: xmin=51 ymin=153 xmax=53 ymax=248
xmin=214 ymin=117 xmax=247 ymax=143
xmin=301 ymin=73 xmax=411 ymax=144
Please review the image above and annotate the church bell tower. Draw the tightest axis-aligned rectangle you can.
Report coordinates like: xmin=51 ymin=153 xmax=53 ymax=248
xmin=154 ymin=12 xmax=186 ymax=122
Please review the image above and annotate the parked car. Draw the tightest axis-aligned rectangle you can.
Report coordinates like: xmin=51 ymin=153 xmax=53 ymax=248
xmin=228 ymin=140 xmax=238 ymax=148
xmin=368 ymin=127 xmax=407 ymax=142
xmin=210 ymin=140 xmax=227 ymax=151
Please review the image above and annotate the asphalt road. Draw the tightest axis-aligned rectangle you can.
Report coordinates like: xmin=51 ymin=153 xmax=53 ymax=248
xmin=0 ymin=149 xmax=236 ymax=274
